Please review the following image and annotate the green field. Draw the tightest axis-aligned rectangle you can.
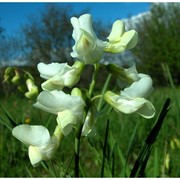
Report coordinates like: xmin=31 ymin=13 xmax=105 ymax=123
xmin=0 ymin=86 xmax=180 ymax=177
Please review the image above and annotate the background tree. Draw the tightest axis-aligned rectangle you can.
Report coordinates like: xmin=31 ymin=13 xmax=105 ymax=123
xmin=130 ymin=3 xmax=180 ymax=85
xmin=0 ymin=17 xmax=26 ymax=67
xmin=22 ymin=4 xmax=89 ymax=65
xmin=0 ymin=35 xmax=26 ymax=66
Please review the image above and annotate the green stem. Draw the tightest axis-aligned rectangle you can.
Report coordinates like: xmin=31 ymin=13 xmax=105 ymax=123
xmin=74 ymin=63 xmax=100 ymax=177
xmin=97 ymin=74 xmax=112 ymax=111
xmin=91 ymin=94 xmax=102 ymax=102
xmin=88 ymin=63 xmax=100 ymax=98
xmin=74 ymin=123 xmax=83 ymax=177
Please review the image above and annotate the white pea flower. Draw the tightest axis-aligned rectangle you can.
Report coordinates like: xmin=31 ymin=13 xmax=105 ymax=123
xmin=37 ymin=61 xmax=84 ymax=91
xmin=104 ymin=74 xmax=155 ymax=118
xmin=33 ymin=90 xmax=85 ymax=135
xmin=12 ymin=124 xmax=62 ymax=166
xmin=70 ymin=14 xmax=107 ymax=64
xmin=104 ymin=20 xmax=138 ymax=53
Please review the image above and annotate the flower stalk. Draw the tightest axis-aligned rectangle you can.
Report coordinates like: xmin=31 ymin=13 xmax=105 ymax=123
xmin=88 ymin=63 xmax=100 ymax=98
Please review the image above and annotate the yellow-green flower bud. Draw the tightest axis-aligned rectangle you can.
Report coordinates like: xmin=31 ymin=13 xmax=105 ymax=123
xmin=4 ymin=67 xmax=15 ymax=83
xmin=11 ymin=70 xmax=21 ymax=85
xmin=71 ymin=87 xmax=82 ymax=97
xmin=4 ymin=67 xmax=14 ymax=75
xmin=25 ymin=79 xmax=38 ymax=99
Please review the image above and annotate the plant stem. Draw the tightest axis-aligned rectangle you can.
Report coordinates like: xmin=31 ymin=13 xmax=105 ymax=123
xmin=97 ymin=74 xmax=112 ymax=111
xmin=74 ymin=63 xmax=100 ymax=177
xmin=88 ymin=63 xmax=99 ymax=98
xmin=74 ymin=123 xmax=83 ymax=177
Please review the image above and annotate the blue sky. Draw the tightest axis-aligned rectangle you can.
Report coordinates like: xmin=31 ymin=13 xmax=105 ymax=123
xmin=0 ymin=2 xmax=150 ymax=36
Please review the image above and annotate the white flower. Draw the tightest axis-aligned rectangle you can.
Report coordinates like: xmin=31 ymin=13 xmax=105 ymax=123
xmin=37 ymin=61 xmax=84 ymax=91
xmin=33 ymin=90 xmax=85 ymax=135
xmin=104 ymin=20 xmax=138 ymax=53
xmin=70 ymin=14 xmax=107 ymax=64
xmin=12 ymin=125 xmax=62 ymax=166
xmin=104 ymin=74 xmax=155 ymax=118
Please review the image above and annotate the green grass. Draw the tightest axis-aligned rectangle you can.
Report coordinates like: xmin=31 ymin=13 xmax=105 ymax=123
xmin=0 ymin=87 xmax=180 ymax=177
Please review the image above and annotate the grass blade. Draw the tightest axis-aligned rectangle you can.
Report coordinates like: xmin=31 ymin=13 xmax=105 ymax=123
xmin=153 ymin=146 xmax=159 ymax=177
xmin=101 ymin=118 xmax=109 ymax=177
xmin=130 ymin=98 xmax=171 ymax=177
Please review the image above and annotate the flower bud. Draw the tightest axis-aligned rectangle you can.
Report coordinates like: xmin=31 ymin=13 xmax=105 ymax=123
xmin=71 ymin=87 xmax=82 ymax=97
xmin=25 ymin=79 xmax=38 ymax=100
xmin=4 ymin=67 xmax=14 ymax=83
xmin=11 ymin=70 xmax=21 ymax=85
xmin=4 ymin=67 xmax=14 ymax=75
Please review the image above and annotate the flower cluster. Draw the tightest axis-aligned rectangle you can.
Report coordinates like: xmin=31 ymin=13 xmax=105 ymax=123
xmin=12 ymin=14 xmax=155 ymax=166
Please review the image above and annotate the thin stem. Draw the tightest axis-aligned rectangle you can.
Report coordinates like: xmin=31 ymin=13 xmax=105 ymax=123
xmin=74 ymin=63 xmax=100 ymax=177
xmin=74 ymin=123 xmax=83 ymax=177
xmin=88 ymin=63 xmax=100 ymax=98
xmin=91 ymin=94 xmax=102 ymax=102
xmin=98 ymin=74 xmax=112 ymax=111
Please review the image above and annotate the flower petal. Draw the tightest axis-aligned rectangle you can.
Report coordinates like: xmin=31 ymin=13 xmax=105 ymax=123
xmin=76 ymin=30 xmax=96 ymax=57
xmin=104 ymin=30 xmax=138 ymax=53
xmin=120 ymin=30 xmax=138 ymax=49
xmin=121 ymin=74 xmax=154 ymax=98
xmin=12 ymin=125 xmax=50 ymax=146
xmin=107 ymin=20 xmax=125 ymax=42
xmin=28 ymin=146 xmax=43 ymax=166
xmin=75 ymin=30 xmax=105 ymax=64
xmin=137 ymin=100 xmax=155 ymax=118
xmin=41 ymin=77 xmax=64 ymax=91
xmin=81 ymin=109 xmax=94 ymax=136
xmin=57 ymin=110 xmax=77 ymax=136
xmin=71 ymin=17 xmax=82 ymax=42
xmin=115 ymin=97 xmax=147 ymax=114
xmin=37 ymin=62 xmax=69 ymax=80
xmin=79 ymin=14 xmax=97 ymax=38
xmin=33 ymin=90 xmax=85 ymax=115
xmin=124 ymin=64 xmax=140 ymax=81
